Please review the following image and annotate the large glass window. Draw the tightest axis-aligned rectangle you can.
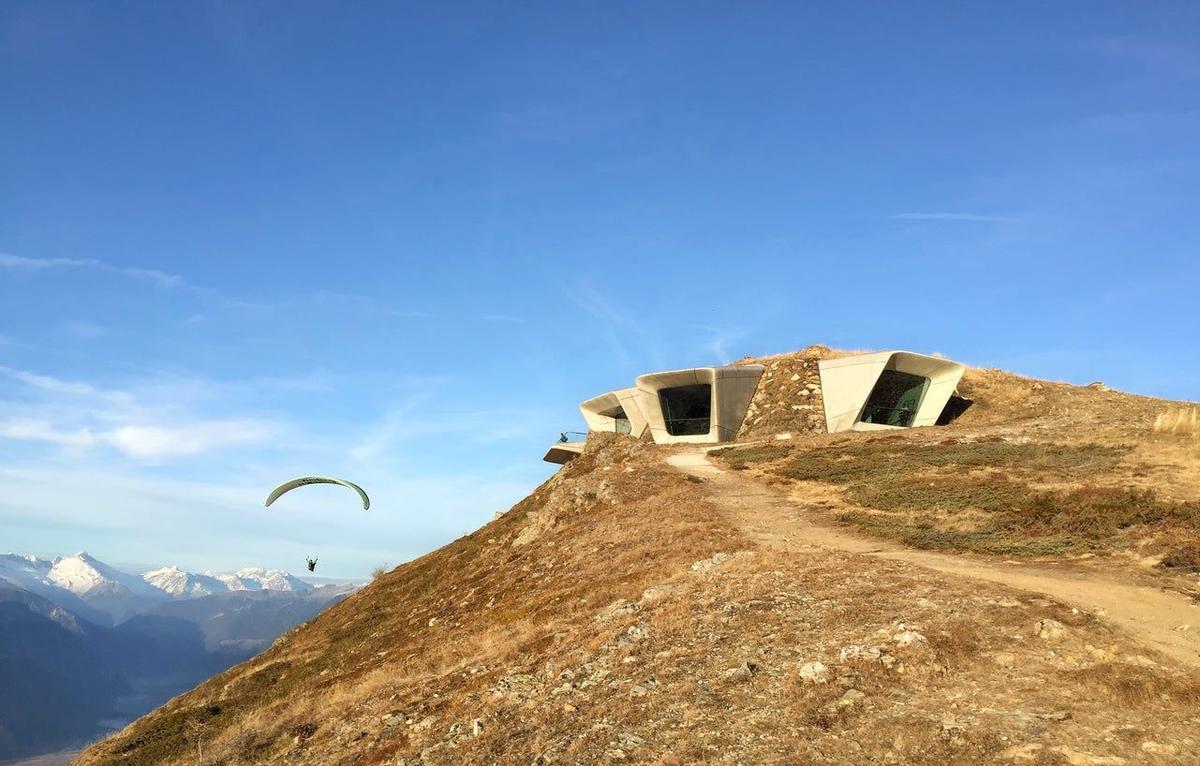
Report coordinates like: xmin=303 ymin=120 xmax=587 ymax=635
xmin=659 ymin=384 xmax=712 ymax=435
xmin=600 ymin=406 xmax=632 ymax=434
xmin=860 ymin=370 xmax=929 ymax=427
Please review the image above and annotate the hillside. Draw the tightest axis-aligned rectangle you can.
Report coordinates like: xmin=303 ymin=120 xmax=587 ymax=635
xmin=76 ymin=351 xmax=1200 ymax=765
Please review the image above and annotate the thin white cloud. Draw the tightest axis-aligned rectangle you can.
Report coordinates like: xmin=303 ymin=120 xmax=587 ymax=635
xmin=697 ymin=326 xmax=749 ymax=365
xmin=0 ymin=365 xmax=134 ymax=405
xmin=0 ymin=416 xmax=274 ymax=460
xmin=0 ymin=365 xmax=280 ymax=461
xmin=568 ymin=280 xmax=640 ymax=364
xmin=0 ymin=253 xmax=185 ymax=288
xmin=888 ymin=212 xmax=1019 ymax=223
xmin=2 ymin=253 xmax=432 ymax=324
xmin=0 ymin=419 xmax=97 ymax=449
xmin=107 ymin=420 xmax=275 ymax=460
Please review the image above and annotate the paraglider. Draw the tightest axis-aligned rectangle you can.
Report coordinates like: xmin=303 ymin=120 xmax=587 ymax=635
xmin=265 ymin=476 xmax=370 ymax=575
xmin=264 ymin=476 xmax=370 ymax=510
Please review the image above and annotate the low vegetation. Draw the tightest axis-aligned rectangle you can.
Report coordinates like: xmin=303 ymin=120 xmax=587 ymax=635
xmin=715 ymin=437 xmax=1200 ymax=559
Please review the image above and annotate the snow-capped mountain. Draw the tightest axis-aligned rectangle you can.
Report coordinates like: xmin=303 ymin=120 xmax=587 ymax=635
xmin=48 ymin=551 xmax=166 ymax=600
xmin=1 ymin=553 xmax=352 ymax=760
xmin=214 ymin=567 xmax=313 ymax=593
xmin=0 ymin=552 xmax=54 ymax=591
xmin=2 ymin=551 xmax=320 ymax=624
xmin=143 ymin=566 xmax=228 ymax=598
xmin=44 ymin=552 xmax=168 ymax=623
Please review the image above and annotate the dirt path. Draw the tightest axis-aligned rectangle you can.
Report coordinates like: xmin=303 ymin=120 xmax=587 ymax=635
xmin=667 ymin=450 xmax=1200 ymax=668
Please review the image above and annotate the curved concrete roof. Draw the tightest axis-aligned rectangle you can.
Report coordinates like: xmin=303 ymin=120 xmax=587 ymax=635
xmin=635 ymin=364 xmax=764 ymax=444
xmin=579 ymin=387 xmax=649 ymax=438
xmin=818 ymin=351 xmax=965 ymax=433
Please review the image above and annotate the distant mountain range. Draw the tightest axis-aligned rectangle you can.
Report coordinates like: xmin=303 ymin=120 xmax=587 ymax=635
xmin=0 ymin=551 xmax=356 ymax=761
xmin=0 ymin=552 xmax=318 ymax=625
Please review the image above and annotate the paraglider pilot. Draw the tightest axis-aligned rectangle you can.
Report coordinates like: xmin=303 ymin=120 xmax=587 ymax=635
xmin=306 ymin=557 xmax=318 ymax=573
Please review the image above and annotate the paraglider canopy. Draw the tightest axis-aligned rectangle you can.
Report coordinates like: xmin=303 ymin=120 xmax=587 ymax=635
xmin=265 ymin=476 xmax=370 ymax=511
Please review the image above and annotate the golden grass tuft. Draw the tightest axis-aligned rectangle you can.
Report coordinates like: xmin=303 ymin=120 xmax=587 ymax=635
xmin=1154 ymin=407 xmax=1200 ymax=437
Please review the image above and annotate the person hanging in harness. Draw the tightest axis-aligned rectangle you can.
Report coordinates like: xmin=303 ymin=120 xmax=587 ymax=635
xmin=306 ymin=556 xmax=318 ymax=573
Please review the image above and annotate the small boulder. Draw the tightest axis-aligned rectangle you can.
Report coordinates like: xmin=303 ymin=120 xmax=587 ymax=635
xmin=1034 ymin=618 xmax=1067 ymax=641
xmin=798 ymin=661 xmax=830 ymax=684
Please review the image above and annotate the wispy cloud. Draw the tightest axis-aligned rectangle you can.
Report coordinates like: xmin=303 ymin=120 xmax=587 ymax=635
xmin=0 ymin=365 xmax=279 ymax=461
xmin=0 ymin=253 xmax=185 ymax=288
xmin=1 ymin=253 xmax=431 ymax=320
xmin=697 ymin=326 xmax=749 ymax=365
xmin=106 ymin=421 xmax=275 ymax=459
xmin=568 ymin=280 xmax=640 ymax=364
xmin=888 ymin=212 xmax=1019 ymax=223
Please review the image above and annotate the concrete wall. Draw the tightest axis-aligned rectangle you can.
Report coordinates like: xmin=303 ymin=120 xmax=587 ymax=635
xmin=818 ymin=351 xmax=965 ymax=433
xmin=543 ymin=441 xmax=584 ymax=464
xmin=579 ymin=387 xmax=649 ymax=438
xmin=636 ymin=365 xmax=765 ymax=444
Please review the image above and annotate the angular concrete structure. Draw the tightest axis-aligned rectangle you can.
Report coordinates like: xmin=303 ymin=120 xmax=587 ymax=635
xmin=636 ymin=365 xmax=765 ymax=445
xmin=543 ymin=441 xmax=585 ymax=465
xmin=579 ymin=387 xmax=649 ymax=438
xmin=818 ymin=351 xmax=965 ymax=433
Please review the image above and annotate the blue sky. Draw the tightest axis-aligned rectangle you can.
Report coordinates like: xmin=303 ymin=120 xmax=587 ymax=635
xmin=2 ymin=2 xmax=1198 ymax=577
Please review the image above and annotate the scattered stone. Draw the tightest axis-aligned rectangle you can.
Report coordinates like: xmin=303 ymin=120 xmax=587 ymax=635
xmin=1034 ymin=618 xmax=1067 ymax=640
xmin=798 ymin=661 xmax=830 ymax=684
xmin=618 ymin=623 xmax=649 ymax=646
xmin=1051 ymin=746 xmax=1127 ymax=765
xmin=821 ymin=688 xmax=865 ymax=716
xmin=412 ymin=716 xmax=436 ymax=732
xmin=1001 ymin=743 xmax=1044 ymax=763
xmin=617 ymin=733 xmax=645 ymax=748
xmin=595 ymin=599 xmax=639 ymax=623
xmin=940 ymin=718 xmax=964 ymax=743
xmin=723 ymin=662 xmax=758 ymax=683
xmin=471 ymin=719 xmax=484 ymax=736
xmin=1033 ymin=710 xmax=1072 ymax=721
xmin=892 ymin=630 xmax=927 ymax=647
xmin=839 ymin=644 xmax=894 ymax=666
xmin=690 ymin=552 xmax=751 ymax=573
xmin=775 ymin=432 xmax=793 ymax=440
xmin=1141 ymin=742 xmax=1177 ymax=755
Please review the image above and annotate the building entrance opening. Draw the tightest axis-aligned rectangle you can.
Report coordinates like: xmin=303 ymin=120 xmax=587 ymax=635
xmin=860 ymin=370 xmax=929 ymax=427
xmin=658 ymin=384 xmax=712 ymax=436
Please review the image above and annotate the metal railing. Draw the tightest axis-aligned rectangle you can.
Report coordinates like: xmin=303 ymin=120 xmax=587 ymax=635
xmin=859 ymin=404 xmax=916 ymax=427
xmin=663 ymin=417 xmax=711 ymax=436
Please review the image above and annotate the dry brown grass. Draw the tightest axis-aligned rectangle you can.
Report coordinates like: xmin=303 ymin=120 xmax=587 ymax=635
xmin=1155 ymin=407 xmax=1200 ymax=437
xmin=75 ymin=361 xmax=1200 ymax=766
xmin=716 ymin=435 xmax=1200 ymax=560
xmin=1065 ymin=661 xmax=1200 ymax=707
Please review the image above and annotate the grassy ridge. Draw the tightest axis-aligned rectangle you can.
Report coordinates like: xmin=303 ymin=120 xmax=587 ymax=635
xmin=713 ymin=438 xmax=1200 ymax=560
